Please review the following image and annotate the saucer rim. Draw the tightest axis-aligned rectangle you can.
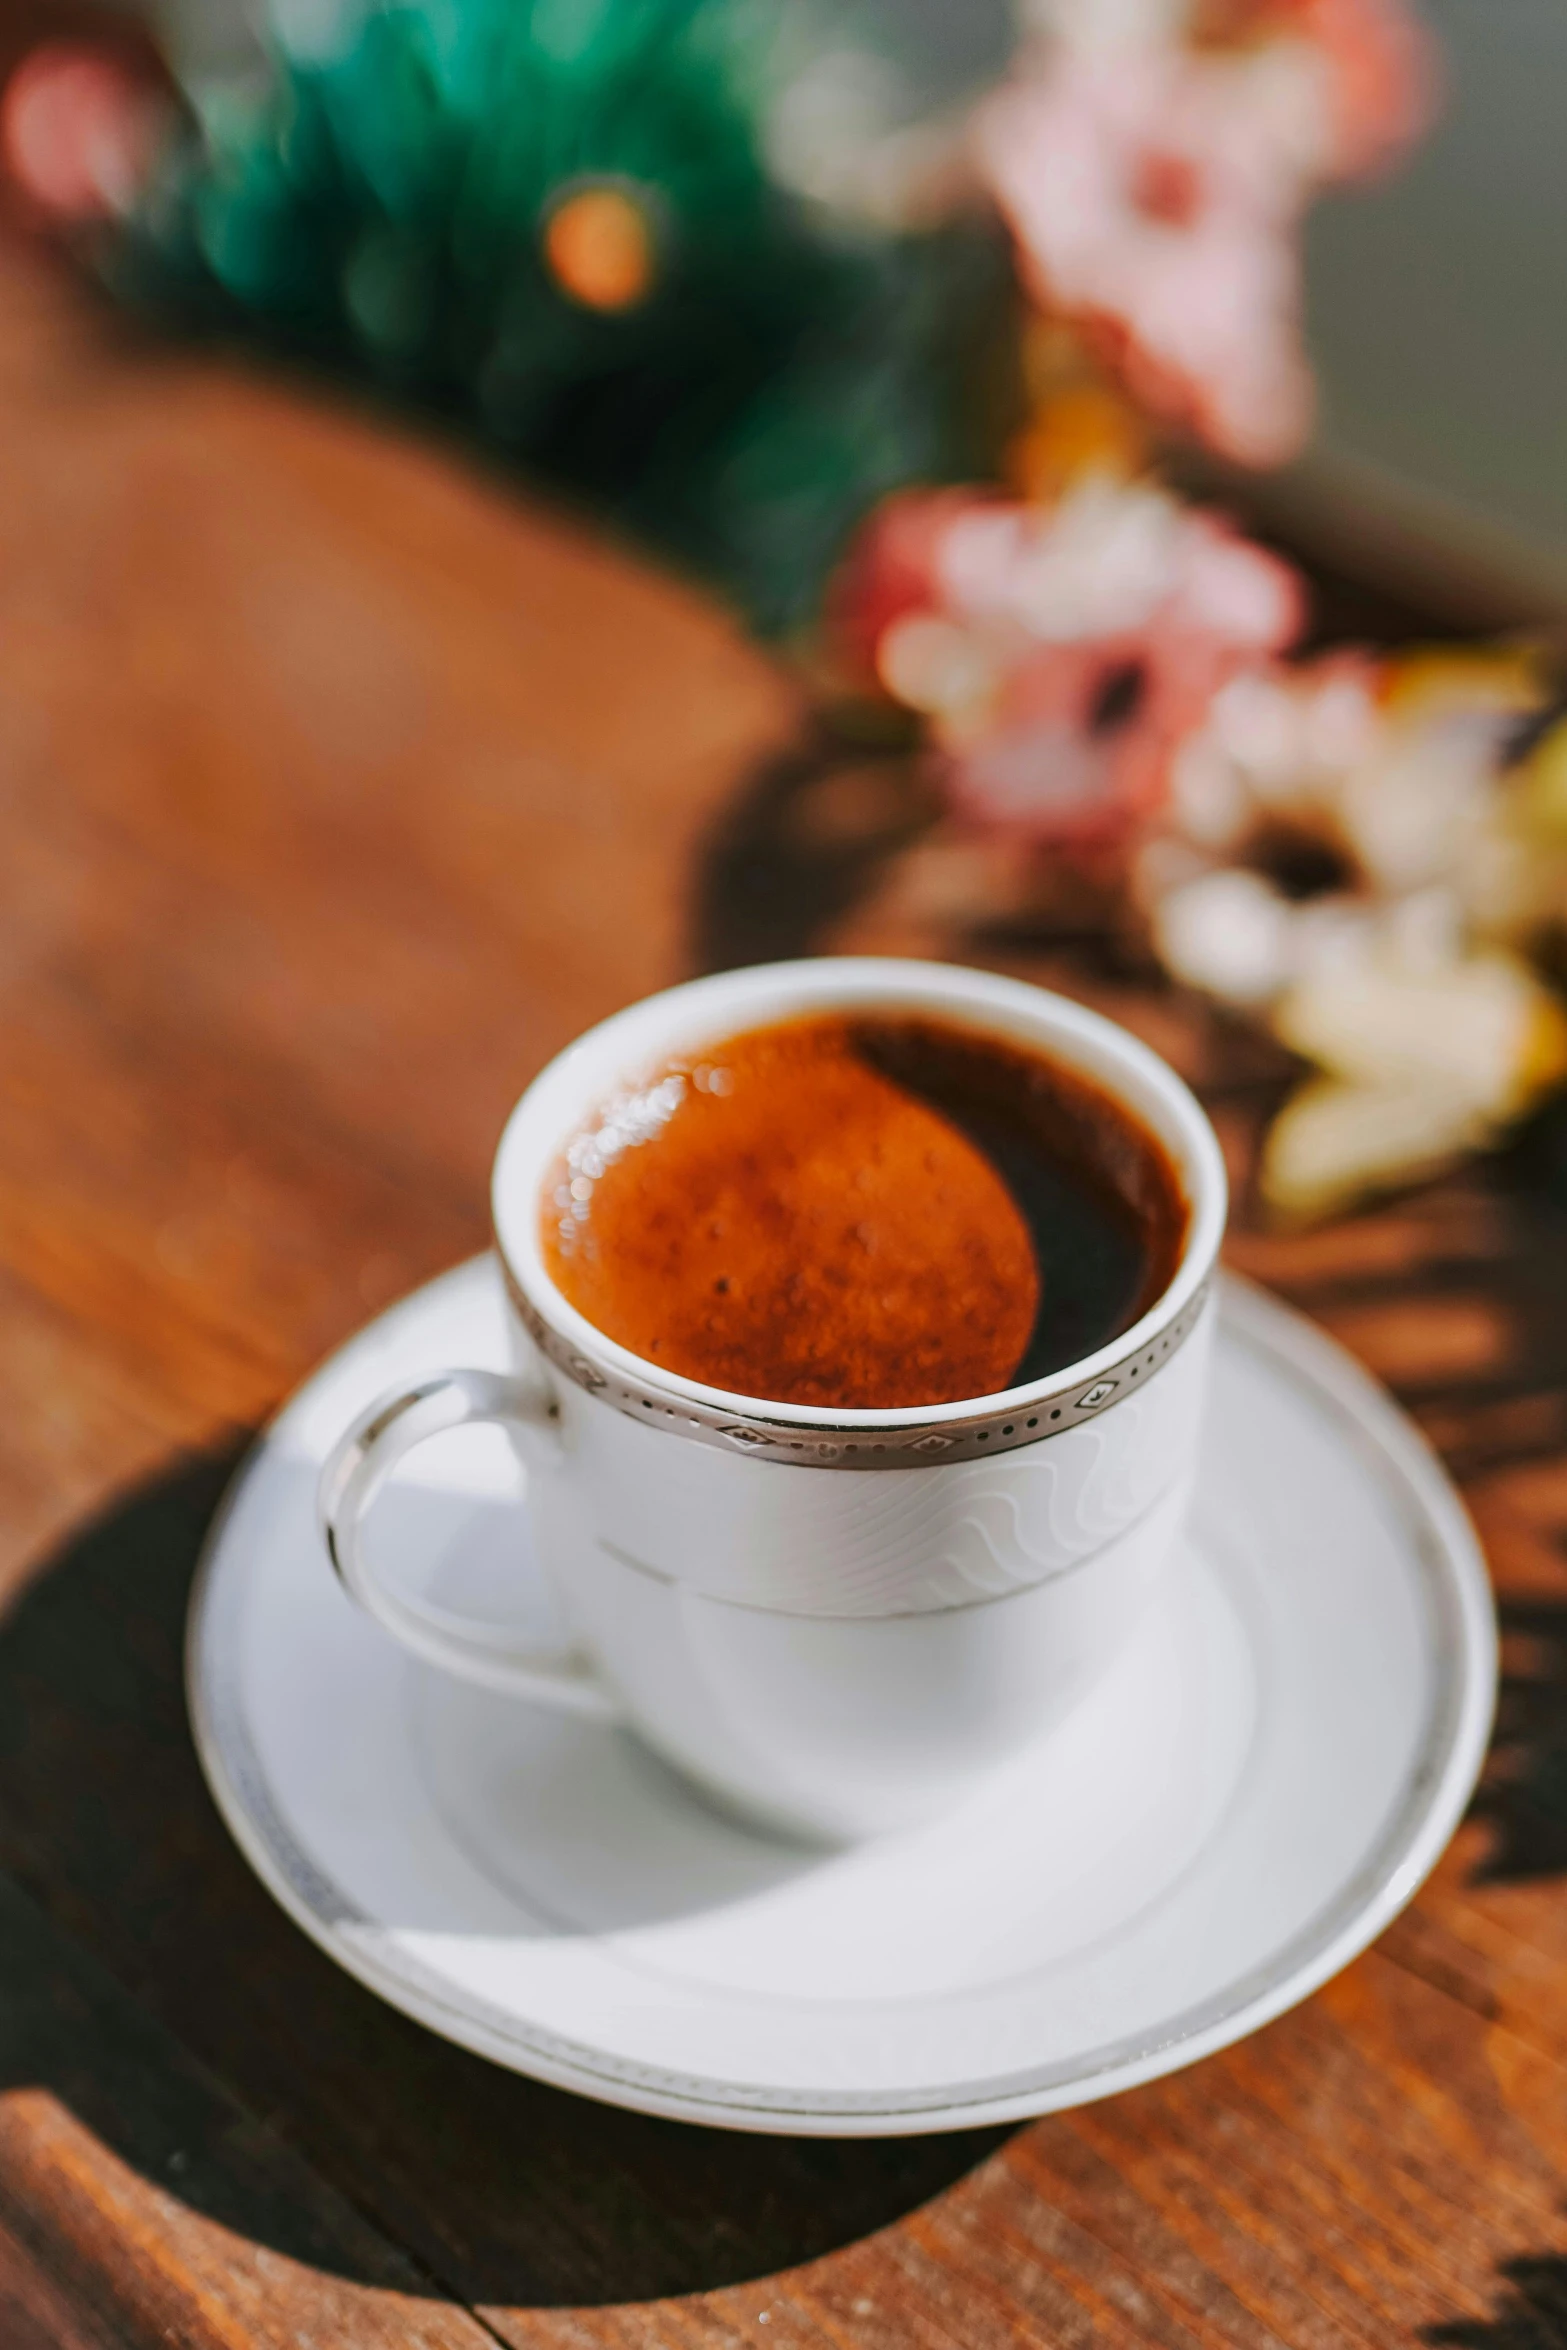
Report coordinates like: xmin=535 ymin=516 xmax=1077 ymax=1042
xmin=186 ymin=1262 xmax=1497 ymax=2138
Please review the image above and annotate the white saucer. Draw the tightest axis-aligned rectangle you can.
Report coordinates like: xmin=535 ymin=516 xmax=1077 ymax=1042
xmin=187 ymin=1258 xmax=1495 ymax=2136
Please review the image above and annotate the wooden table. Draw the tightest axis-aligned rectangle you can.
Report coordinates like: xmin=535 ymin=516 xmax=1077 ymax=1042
xmin=2 ymin=216 xmax=1566 ymax=2350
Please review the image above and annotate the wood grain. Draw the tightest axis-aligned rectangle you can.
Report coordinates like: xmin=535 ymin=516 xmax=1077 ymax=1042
xmin=0 ymin=1864 xmax=497 ymax=2350
xmin=0 ymin=144 xmax=1564 ymax=2350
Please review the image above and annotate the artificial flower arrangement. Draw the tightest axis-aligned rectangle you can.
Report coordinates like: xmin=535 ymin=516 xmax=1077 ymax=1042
xmin=9 ymin=0 xmax=1567 ymax=1220
xmin=820 ymin=0 xmax=1567 ymax=1221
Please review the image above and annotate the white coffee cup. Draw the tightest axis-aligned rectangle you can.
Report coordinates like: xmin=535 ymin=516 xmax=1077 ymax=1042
xmin=320 ymin=958 xmax=1226 ymax=1842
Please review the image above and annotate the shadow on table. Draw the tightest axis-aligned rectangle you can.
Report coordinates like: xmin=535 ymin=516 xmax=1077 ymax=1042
xmin=692 ymin=720 xmax=936 ymax=975
xmin=1429 ymin=2252 xmax=1567 ymax=2347
xmin=0 ymin=1447 xmax=1011 ymax=2309
xmin=1468 ymin=1597 xmax=1567 ymax=1885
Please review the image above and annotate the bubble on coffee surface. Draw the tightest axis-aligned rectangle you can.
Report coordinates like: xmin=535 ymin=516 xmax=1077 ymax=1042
xmin=550 ymin=1071 xmax=689 ymax=1257
xmin=540 ymin=1015 xmax=1186 ymax=1412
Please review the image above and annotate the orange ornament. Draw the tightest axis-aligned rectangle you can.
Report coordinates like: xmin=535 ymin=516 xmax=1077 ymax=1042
xmin=542 ymin=184 xmax=655 ymax=311
xmin=1007 ymin=384 xmax=1148 ymax=504
xmin=1 ymin=41 xmax=164 ymax=220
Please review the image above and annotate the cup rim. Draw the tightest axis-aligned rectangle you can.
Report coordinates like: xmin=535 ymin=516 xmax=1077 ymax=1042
xmin=492 ymin=957 xmax=1227 ymax=1437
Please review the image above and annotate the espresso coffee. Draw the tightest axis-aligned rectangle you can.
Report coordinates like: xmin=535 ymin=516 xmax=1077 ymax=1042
xmin=540 ymin=1013 xmax=1188 ymax=1410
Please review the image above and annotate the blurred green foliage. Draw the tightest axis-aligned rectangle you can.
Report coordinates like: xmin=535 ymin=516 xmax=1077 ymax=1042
xmin=115 ymin=0 xmax=1014 ymax=633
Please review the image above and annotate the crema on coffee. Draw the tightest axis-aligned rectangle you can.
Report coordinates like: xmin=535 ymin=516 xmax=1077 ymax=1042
xmin=540 ymin=1013 xmax=1187 ymax=1410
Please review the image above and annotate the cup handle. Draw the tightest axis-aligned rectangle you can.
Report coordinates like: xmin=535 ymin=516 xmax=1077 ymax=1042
xmin=318 ymin=1366 xmax=622 ymax=1721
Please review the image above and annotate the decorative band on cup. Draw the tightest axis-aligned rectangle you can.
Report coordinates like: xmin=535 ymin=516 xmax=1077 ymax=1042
xmin=500 ymin=1259 xmax=1212 ymax=1469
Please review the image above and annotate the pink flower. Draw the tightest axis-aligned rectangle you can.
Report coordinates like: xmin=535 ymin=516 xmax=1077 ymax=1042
xmin=1216 ymin=0 xmax=1437 ymax=176
xmin=979 ymin=39 xmax=1321 ymax=464
xmin=976 ymin=0 xmax=1432 ymax=464
xmin=943 ymin=632 xmax=1190 ymax=843
xmin=826 ymin=486 xmax=990 ymax=689
xmin=833 ymin=477 xmax=1304 ymax=845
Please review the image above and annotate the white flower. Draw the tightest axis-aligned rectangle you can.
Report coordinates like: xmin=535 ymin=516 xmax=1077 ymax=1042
xmin=1262 ymin=945 xmax=1567 ymax=1219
